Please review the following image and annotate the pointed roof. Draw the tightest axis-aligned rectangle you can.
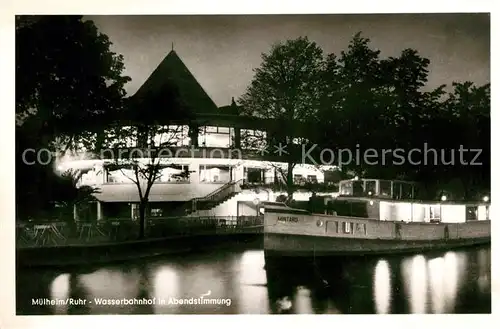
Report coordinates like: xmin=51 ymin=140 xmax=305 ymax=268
xmin=130 ymin=50 xmax=219 ymax=115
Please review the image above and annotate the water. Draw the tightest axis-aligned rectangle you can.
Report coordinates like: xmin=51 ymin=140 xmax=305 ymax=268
xmin=16 ymin=245 xmax=491 ymax=314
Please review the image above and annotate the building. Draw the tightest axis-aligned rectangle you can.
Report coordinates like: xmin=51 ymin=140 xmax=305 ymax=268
xmin=57 ymin=49 xmax=339 ymax=221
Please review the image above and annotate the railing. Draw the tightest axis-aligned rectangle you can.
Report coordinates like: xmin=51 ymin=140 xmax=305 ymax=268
xmin=191 ymin=179 xmax=244 ymax=212
xmin=15 ymin=215 xmax=263 ymax=248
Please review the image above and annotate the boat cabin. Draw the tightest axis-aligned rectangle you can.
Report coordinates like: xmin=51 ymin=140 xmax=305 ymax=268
xmin=338 ymin=178 xmax=417 ymax=200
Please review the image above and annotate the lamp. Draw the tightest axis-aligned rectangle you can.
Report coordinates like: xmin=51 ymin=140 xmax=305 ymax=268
xmin=483 ymin=196 xmax=489 ymax=202
xmin=440 ymin=195 xmax=447 ymax=202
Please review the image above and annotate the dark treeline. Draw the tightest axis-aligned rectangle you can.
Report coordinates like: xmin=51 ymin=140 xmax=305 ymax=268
xmin=239 ymin=34 xmax=490 ymax=201
xmin=16 ymin=17 xmax=490 ymax=220
xmin=15 ymin=16 xmax=130 ymax=219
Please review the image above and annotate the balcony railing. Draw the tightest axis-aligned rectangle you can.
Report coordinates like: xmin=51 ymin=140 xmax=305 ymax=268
xmin=16 ymin=215 xmax=264 ymax=248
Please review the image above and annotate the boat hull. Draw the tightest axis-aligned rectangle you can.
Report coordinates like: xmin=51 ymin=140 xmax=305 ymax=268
xmin=264 ymin=233 xmax=490 ymax=257
xmin=263 ymin=207 xmax=491 ymax=257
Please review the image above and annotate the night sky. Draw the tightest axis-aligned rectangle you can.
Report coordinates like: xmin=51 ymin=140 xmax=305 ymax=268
xmin=87 ymin=14 xmax=490 ymax=107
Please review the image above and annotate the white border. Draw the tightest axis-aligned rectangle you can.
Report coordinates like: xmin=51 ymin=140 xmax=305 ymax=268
xmin=0 ymin=1 xmax=497 ymax=328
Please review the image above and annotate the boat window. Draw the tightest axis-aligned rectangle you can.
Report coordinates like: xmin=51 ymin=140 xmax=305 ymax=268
xmin=401 ymin=183 xmax=414 ymax=199
xmin=365 ymin=180 xmax=377 ymax=196
xmin=340 ymin=182 xmax=353 ymax=195
xmin=393 ymin=182 xmax=403 ymax=199
xmin=379 ymin=180 xmax=392 ymax=197
xmin=428 ymin=206 xmax=441 ymax=222
xmin=486 ymin=206 xmax=490 ymax=220
xmin=352 ymin=181 xmax=364 ymax=196
xmin=342 ymin=222 xmax=353 ymax=234
xmin=466 ymin=206 xmax=478 ymax=221
xmin=354 ymin=223 xmax=367 ymax=235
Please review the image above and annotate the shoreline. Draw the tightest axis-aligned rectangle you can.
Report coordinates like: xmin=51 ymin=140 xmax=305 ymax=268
xmin=17 ymin=232 xmax=263 ymax=268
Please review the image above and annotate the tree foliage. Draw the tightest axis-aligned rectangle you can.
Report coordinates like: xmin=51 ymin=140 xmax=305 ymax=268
xmin=315 ymin=32 xmax=490 ymax=199
xmin=241 ymin=32 xmax=490 ymax=200
xmin=238 ymin=37 xmax=325 ymax=199
xmin=16 ymin=15 xmax=130 ymax=218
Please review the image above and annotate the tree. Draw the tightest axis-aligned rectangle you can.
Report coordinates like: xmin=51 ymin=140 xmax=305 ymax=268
xmin=15 ymin=15 xmax=130 ymax=218
xmin=315 ymin=32 xmax=490 ymax=199
xmin=16 ymin=15 xmax=130 ymax=144
xmin=238 ymin=37 xmax=325 ymax=200
xmin=103 ymin=123 xmax=190 ymax=239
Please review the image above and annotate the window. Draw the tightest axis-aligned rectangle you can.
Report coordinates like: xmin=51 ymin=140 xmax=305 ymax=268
xmin=355 ymin=223 xmax=367 ymax=235
xmin=151 ymin=125 xmax=190 ymax=147
xmin=106 ymin=168 xmax=134 ymax=184
xmin=379 ymin=180 xmax=392 ymax=197
xmin=343 ymin=222 xmax=353 ymax=234
xmin=466 ymin=206 xmax=478 ymax=221
xmin=199 ymin=165 xmax=231 ymax=183
xmin=198 ymin=126 xmax=232 ymax=148
xmin=428 ymin=206 xmax=441 ymax=222
xmin=392 ymin=182 xmax=402 ymax=199
xmin=150 ymin=209 xmax=163 ymax=217
xmin=401 ymin=183 xmax=414 ymax=199
xmin=365 ymin=180 xmax=377 ymax=196
xmin=307 ymin=175 xmax=318 ymax=183
xmin=294 ymin=174 xmax=304 ymax=184
xmin=340 ymin=182 xmax=353 ymax=195
xmin=352 ymin=181 xmax=364 ymax=196
xmin=246 ymin=167 xmax=265 ymax=183
xmin=156 ymin=165 xmax=190 ymax=183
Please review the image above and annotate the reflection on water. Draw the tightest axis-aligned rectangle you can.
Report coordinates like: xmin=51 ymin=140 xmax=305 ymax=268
xmin=373 ymin=259 xmax=391 ymax=314
xmin=17 ymin=246 xmax=490 ymax=314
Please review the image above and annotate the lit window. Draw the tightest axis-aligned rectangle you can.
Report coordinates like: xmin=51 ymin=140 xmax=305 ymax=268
xmin=343 ymin=222 xmax=353 ymax=234
xmin=466 ymin=206 xmax=478 ymax=221
xmin=151 ymin=209 xmax=163 ymax=217
xmin=365 ymin=180 xmax=377 ymax=196
xmin=307 ymin=175 xmax=318 ymax=183
xmin=428 ymin=206 xmax=441 ymax=222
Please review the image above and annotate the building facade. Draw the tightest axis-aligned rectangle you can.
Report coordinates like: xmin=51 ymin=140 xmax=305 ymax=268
xmin=58 ymin=49 xmax=339 ymax=221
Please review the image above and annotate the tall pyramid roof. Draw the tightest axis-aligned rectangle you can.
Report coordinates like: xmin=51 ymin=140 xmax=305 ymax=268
xmin=129 ymin=50 xmax=219 ymax=116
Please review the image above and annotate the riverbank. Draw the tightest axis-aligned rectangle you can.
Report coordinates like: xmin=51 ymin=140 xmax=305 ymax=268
xmin=16 ymin=232 xmax=263 ymax=268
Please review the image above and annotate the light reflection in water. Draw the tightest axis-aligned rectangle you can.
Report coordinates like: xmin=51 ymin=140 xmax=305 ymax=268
xmin=442 ymin=251 xmax=466 ymax=310
xmin=373 ymin=259 xmax=391 ymax=314
xmin=78 ymin=268 xmax=141 ymax=312
xmin=477 ymin=248 xmax=490 ymax=293
xmin=152 ymin=265 xmax=179 ymax=313
xmin=18 ymin=246 xmax=489 ymax=315
xmin=50 ymin=273 xmax=70 ymax=314
xmin=237 ymin=250 xmax=269 ymax=313
xmin=427 ymin=257 xmax=446 ymax=313
xmin=293 ymin=286 xmax=313 ymax=314
xmin=401 ymin=255 xmax=427 ymax=314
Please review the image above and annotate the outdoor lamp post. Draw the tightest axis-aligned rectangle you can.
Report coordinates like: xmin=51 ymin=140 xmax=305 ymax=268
xmin=439 ymin=194 xmax=447 ymax=223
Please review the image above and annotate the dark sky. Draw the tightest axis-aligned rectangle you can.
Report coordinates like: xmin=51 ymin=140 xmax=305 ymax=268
xmin=87 ymin=14 xmax=490 ymax=107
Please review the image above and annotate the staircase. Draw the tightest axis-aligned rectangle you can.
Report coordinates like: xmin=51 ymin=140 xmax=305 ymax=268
xmin=189 ymin=179 xmax=244 ymax=213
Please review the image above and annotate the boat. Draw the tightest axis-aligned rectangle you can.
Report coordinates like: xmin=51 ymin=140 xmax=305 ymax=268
xmin=263 ymin=178 xmax=491 ymax=256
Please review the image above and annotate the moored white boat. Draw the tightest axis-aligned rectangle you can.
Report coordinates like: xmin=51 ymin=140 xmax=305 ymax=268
xmin=263 ymin=178 xmax=491 ymax=256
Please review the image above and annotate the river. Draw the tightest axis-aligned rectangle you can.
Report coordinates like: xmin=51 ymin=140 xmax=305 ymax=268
xmin=16 ymin=244 xmax=490 ymax=314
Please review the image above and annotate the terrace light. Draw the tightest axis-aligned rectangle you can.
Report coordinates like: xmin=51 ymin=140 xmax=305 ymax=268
xmin=440 ymin=195 xmax=447 ymax=202
xmin=483 ymin=196 xmax=489 ymax=202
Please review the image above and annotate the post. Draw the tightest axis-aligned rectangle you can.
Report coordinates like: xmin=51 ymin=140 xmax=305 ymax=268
xmin=97 ymin=201 xmax=103 ymax=221
xmin=73 ymin=204 xmax=79 ymax=222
